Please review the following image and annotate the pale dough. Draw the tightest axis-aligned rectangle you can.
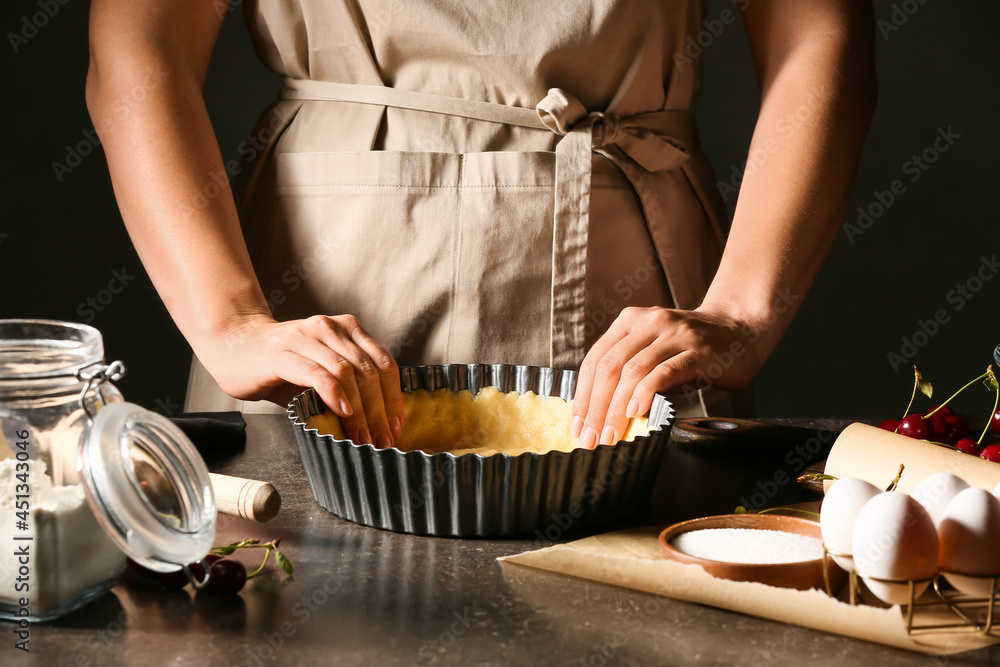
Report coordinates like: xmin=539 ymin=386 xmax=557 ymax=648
xmin=304 ymin=387 xmax=651 ymax=456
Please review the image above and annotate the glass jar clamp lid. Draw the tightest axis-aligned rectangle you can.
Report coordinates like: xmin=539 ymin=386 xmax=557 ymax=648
xmin=77 ymin=361 xmax=216 ymax=579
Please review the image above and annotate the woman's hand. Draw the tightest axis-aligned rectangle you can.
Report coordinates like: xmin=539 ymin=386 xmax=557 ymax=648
xmin=204 ymin=314 xmax=405 ymax=448
xmin=569 ymin=0 xmax=878 ymax=449
xmin=570 ymin=305 xmax=766 ymax=449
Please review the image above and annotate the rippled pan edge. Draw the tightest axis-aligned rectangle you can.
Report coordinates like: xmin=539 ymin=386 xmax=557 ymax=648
xmin=288 ymin=363 xmax=674 ymax=537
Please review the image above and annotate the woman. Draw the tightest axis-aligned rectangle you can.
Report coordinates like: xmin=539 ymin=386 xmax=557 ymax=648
xmin=86 ymin=0 xmax=876 ymax=450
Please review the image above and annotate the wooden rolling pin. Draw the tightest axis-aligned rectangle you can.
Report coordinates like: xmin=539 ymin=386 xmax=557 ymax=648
xmin=0 ymin=427 xmax=280 ymax=522
xmin=209 ymin=473 xmax=281 ymax=523
xmin=824 ymin=422 xmax=1000 ymax=494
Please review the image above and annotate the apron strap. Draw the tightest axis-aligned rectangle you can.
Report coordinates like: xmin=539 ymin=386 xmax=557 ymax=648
xmin=281 ymin=78 xmax=547 ymax=131
xmin=281 ymin=77 xmax=696 ymax=368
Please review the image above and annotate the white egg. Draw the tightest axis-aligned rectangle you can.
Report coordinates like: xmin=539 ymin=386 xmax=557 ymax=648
xmin=939 ymin=487 xmax=1000 ymax=597
xmin=911 ymin=472 xmax=970 ymax=526
xmin=852 ymin=492 xmax=938 ymax=605
xmin=820 ymin=478 xmax=880 ymax=571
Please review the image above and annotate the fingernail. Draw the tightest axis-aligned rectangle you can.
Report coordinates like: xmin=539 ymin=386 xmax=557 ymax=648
xmin=339 ymin=399 xmax=354 ymax=417
xmin=389 ymin=417 xmax=402 ymax=440
xmin=626 ymin=399 xmax=640 ymax=419
xmin=580 ymin=426 xmax=598 ymax=450
xmin=357 ymin=425 xmax=372 ymax=445
xmin=600 ymin=424 xmax=616 ymax=446
xmin=571 ymin=416 xmax=584 ymax=439
xmin=375 ymin=431 xmax=392 ymax=449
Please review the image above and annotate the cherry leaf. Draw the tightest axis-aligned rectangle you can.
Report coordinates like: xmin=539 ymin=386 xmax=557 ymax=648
xmin=797 ymin=472 xmax=838 ymax=483
xmin=275 ymin=550 xmax=295 ymax=575
xmin=914 ymin=367 xmax=933 ymax=399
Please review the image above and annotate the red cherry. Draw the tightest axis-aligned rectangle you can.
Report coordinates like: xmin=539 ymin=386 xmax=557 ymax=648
xmin=897 ymin=414 xmax=934 ymax=440
xmin=187 ymin=554 xmax=223 ymax=584
xmin=956 ymin=438 xmax=982 ymax=456
xmin=928 ymin=404 xmax=953 ymax=417
xmin=158 ymin=568 xmax=190 ymax=591
xmin=944 ymin=415 xmax=969 ymax=441
xmin=878 ymin=419 xmax=900 ymax=432
xmin=980 ymin=444 xmax=1000 ymax=462
xmin=926 ymin=414 xmax=955 ymax=444
xmin=157 ymin=555 xmax=224 ymax=590
xmin=992 ymin=407 xmax=1000 ymax=435
xmin=208 ymin=559 xmax=247 ymax=595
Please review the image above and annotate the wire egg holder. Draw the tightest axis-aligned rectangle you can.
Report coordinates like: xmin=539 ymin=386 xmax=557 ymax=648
xmin=823 ymin=544 xmax=999 ymax=635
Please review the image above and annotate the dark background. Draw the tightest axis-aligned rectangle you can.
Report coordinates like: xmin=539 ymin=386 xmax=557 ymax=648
xmin=1 ymin=0 xmax=997 ymax=419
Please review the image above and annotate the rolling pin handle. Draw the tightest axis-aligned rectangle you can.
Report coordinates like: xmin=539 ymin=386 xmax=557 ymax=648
xmin=208 ymin=473 xmax=282 ymax=523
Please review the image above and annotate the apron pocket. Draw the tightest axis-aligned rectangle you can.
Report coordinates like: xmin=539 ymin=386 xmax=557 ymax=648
xmin=268 ymin=150 xmax=556 ymax=366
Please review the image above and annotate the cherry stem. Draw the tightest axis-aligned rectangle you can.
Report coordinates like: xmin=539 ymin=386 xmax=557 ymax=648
xmin=756 ymin=507 xmax=821 ymax=518
xmin=925 ymin=370 xmax=990 ymax=418
xmin=211 ymin=539 xmax=277 ymax=552
xmin=247 ymin=547 xmax=272 ymax=580
xmin=211 ymin=539 xmax=281 ymax=579
xmin=979 ymin=384 xmax=999 ymax=446
xmin=885 ymin=463 xmax=905 ymax=492
xmin=896 ymin=378 xmax=919 ymax=433
xmin=209 ymin=539 xmax=291 ymax=580
xmin=923 ymin=439 xmax=958 ymax=451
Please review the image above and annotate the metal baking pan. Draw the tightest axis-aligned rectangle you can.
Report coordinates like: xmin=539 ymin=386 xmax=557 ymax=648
xmin=288 ymin=363 xmax=674 ymax=537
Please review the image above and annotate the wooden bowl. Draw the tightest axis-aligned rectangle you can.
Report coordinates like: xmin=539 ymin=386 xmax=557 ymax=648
xmin=658 ymin=514 xmax=846 ymax=592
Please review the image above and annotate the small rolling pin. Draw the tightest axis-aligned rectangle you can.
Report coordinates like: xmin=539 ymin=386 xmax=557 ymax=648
xmin=209 ymin=473 xmax=282 ymax=523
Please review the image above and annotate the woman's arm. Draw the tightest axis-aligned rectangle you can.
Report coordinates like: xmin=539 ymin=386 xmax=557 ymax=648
xmin=87 ymin=0 xmax=404 ymax=447
xmin=572 ymin=0 xmax=877 ymax=447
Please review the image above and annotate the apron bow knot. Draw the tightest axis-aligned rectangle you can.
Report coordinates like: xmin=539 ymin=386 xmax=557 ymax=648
xmin=536 ymin=88 xmax=691 ymax=173
xmin=589 ymin=111 xmax=625 ymax=147
xmin=535 ymin=88 xmax=589 ymax=135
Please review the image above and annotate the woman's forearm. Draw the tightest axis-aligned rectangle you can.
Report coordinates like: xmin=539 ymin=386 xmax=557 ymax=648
xmin=702 ymin=0 xmax=878 ymax=354
xmin=571 ymin=0 xmax=877 ymax=440
xmin=87 ymin=1 xmax=406 ymax=444
xmin=86 ymin=3 xmax=270 ymax=359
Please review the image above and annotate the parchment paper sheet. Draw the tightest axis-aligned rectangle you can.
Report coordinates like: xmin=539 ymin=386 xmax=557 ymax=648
xmin=500 ymin=423 xmax=1000 ymax=656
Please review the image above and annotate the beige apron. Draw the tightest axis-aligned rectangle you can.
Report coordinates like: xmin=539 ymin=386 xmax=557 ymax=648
xmin=185 ymin=0 xmax=737 ymax=418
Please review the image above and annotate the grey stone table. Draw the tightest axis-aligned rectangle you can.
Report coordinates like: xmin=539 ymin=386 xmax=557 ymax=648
xmin=8 ymin=415 xmax=1000 ymax=666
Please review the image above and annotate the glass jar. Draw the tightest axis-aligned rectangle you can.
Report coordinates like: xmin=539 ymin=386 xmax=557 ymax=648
xmin=0 ymin=320 xmax=216 ymax=622
xmin=0 ymin=320 xmax=124 ymax=485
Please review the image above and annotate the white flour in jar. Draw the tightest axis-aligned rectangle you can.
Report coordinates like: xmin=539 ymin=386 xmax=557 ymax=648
xmin=0 ymin=458 xmax=125 ymax=616
xmin=670 ymin=527 xmax=824 ymax=564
